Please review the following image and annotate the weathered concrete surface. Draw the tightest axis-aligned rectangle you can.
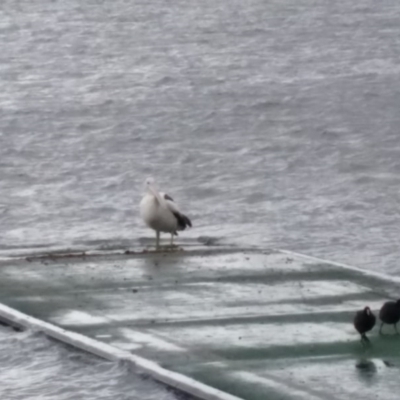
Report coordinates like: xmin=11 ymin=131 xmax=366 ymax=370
xmin=0 ymin=246 xmax=399 ymax=400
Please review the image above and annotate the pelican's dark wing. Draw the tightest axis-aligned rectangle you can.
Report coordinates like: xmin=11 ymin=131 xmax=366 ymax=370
xmin=161 ymin=192 xmax=192 ymax=230
xmin=163 ymin=193 xmax=174 ymax=201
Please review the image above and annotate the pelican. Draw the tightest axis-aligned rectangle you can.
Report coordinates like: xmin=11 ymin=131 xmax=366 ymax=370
xmin=140 ymin=178 xmax=192 ymax=249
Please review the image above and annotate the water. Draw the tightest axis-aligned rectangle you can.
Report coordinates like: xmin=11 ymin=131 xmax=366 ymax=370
xmin=1 ymin=0 xmax=400 ymax=397
xmin=0 ymin=325 xmax=180 ymax=400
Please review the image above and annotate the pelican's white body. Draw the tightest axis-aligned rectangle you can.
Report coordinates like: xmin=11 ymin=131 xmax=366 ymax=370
xmin=139 ymin=178 xmax=191 ymax=248
xmin=140 ymin=193 xmax=178 ymax=234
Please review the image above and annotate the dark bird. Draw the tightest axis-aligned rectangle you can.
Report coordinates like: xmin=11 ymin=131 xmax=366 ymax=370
xmin=354 ymin=306 xmax=376 ymax=344
xmin=379 ymin=299 xmax=400 ymax=334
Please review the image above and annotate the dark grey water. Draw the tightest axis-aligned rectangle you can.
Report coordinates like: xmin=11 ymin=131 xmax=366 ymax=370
xmin=1 ymin=0 xmax=400 ymax=397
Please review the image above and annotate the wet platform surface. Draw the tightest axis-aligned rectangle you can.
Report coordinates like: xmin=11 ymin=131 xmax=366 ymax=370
xmin=0 ymin=245 xmax=400 ymax=400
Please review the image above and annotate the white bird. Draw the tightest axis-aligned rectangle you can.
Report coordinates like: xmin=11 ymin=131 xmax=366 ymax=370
xmin=140 ymin=178 xmax=192 ymax=249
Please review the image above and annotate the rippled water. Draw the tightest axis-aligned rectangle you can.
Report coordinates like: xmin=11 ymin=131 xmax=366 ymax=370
xmin=1 ymin=0 xmax=400 ymax=398
xmin=2 ymin=0 xmax=400 ymax=274
xmin=0 ymin=325 xmax=181 ymax=400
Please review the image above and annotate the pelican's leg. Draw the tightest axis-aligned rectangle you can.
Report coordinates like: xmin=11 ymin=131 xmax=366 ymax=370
xmin=170 ymin=233 xmax=174 ymax=246
xmin=156 ymin=231 xmax=160 ymax=250
xmin=379 ymin=322 xmax=384 ymax=335
xmin=395 ymin=323 xmax=399 ymax=335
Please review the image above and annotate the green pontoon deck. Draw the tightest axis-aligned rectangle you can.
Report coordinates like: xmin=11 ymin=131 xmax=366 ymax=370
xmin=0 ymin=245 xmax=398 ymax=400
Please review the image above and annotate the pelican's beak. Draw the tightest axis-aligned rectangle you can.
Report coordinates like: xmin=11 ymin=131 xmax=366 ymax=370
xmin=147 ymin=184 xmax=162 ymax=203
xmin=148 ymin=185 xmax=157 ymax=196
